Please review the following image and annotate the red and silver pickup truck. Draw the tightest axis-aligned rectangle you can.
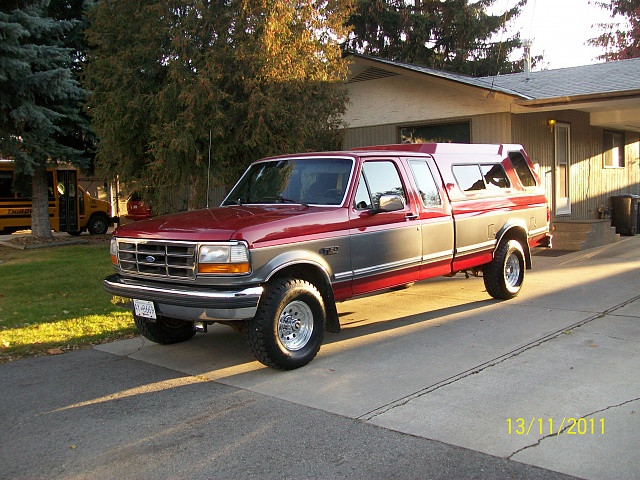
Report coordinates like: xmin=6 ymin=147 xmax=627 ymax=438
xmin=104 ymin=143 xmax=551 ymax=370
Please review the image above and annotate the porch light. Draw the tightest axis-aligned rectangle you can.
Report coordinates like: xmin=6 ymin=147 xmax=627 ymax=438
xmin=547 ymin=119 xmax=556 ymax=132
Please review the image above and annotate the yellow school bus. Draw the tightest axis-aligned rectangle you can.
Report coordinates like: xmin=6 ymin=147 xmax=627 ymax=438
xmin=0 ymin=160 xmax=117 ymax=235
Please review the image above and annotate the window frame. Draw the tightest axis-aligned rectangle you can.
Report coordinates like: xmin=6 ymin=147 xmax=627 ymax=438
xmin=603 ymin=130 xmax=625 ymax=169
xmin=353 ymin=160 xmax=409 ymax=211
xmin=408 ymin=159 xmax=442 ymax=208
xmin=398 ymin=121 xmax=471 ymax=144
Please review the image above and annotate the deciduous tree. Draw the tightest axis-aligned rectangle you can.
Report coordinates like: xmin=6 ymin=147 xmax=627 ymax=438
xmin=589 ymin=0 xmax=640 ymax=60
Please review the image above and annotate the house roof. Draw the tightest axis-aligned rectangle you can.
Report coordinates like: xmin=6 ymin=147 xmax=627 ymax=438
xmin=485 ymin=58 xmax=640 ymax=102
xmin=347 ymin=53 xmax=640 ymax=102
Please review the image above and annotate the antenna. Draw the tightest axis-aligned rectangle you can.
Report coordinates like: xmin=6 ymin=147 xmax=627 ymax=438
xmin=524 ymin=39 xmax=532 ymax=79
xmin=206 ymin=129 xmax=212 ymax=208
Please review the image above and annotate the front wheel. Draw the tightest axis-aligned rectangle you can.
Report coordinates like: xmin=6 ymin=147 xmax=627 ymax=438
xmin=87 ymin=214 xmax=109 ymax=235
xmin=483 ymin=239 xmax=525 ymax=300
xmin=134 ymin=315 xmax=196 ymax=344
xmin=246 ymin=278 xmax=326 ymax=370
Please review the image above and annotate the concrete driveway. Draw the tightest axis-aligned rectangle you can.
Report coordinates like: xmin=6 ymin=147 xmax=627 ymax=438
xmin=2 ymin=236 xmax=639 ymax=479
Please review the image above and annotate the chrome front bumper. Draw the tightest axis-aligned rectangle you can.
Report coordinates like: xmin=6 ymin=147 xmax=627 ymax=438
xmin=103 ymin=274 xmax=263 ymax=321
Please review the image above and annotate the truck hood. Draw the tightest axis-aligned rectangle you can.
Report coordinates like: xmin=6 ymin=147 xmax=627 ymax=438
xmin=114 ymin=204 xmax=316 ymax=242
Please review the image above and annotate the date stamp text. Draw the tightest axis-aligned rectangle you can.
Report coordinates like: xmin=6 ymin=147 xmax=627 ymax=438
xmin=507 ymin=417 xmax=605 ymax=436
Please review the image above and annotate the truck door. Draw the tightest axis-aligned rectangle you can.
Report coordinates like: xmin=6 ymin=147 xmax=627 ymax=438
xmin=56 ymin=170 xmax=79 ymax=233
xmin=407 ymin=159 xmax=455 ymax=278
xmin=349 ymin=158 xmax=421 ymax=296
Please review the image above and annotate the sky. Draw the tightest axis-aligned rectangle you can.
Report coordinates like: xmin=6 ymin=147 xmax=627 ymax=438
xmin=491 ymin=0 xmax=624 ymax=70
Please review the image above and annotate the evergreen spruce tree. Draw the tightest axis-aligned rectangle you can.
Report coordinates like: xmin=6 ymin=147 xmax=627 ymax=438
xmin=0 ymin=0 xmax=89 ymax=238
xmin=344 ymin=0 xmax=527 ymax=76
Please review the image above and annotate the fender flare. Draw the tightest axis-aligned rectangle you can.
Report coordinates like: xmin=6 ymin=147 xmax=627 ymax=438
xmin=495 ymin=220 xmax=532 ymax=269
xmin=260 ymin=251 xmax=341 ymax=333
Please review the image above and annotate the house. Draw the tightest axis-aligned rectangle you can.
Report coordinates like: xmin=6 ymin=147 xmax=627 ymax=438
xmin=343 ymin=53 xmax=640 ymax=249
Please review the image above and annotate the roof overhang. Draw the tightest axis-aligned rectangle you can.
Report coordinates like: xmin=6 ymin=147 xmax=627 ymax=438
xmin=345 ymin=53 xmax=640 ymax=133
xmin=513 ymin=90 xmax=640 ymax=132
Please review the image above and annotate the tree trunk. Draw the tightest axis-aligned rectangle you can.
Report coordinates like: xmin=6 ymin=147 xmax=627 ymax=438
xmin=30 ymin=163 xmax=53 ymax=239
xmin=188 ymin=173 xmax=205 ymax=211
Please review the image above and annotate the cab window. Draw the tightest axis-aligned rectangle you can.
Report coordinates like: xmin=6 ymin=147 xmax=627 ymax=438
xmin=409 ymin=160 xmax=441 ymax=206
xmin=354 ymin=161 xmax=406 ymax=210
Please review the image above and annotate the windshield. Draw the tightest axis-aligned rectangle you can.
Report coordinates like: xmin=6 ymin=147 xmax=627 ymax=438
xmin=222 ymin=158 xmax=353 ymax=206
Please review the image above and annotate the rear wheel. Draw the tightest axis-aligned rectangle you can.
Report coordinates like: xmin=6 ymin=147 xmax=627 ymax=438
xmin=246 ymin=278 xmax=325 ymax=370
xmin=483 ymin=239 xmax=525 ymax=300
xmin=134 ymin=315 xmax=196 ymax=344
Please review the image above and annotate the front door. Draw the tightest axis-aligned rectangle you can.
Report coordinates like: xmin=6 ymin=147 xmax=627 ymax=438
xmin=554 ymin=123 xmax=571 ymax=215
xmin=349 ymin=159 xmax=421 ymax=295
xmin=57 ymin=170 xmax=79 ymax=232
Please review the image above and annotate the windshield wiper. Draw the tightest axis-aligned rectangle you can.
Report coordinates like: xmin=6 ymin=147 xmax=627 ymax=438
xmin=255 ymin=195 xmax=309 ymax=208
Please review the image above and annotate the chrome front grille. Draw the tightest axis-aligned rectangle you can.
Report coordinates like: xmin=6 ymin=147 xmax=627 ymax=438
xmin=117 ymin=240 xmax=197 ymax=279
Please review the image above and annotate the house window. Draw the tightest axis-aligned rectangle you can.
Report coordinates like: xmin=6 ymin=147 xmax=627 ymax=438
xmin=399 ymin=122 xmax=470 ymax=144
xmin=603 ymin=131 xmax=625 ymax=168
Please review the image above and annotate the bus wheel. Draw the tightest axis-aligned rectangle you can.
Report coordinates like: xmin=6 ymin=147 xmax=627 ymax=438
xmin=88 ymin=214 xmax=108 ymax=235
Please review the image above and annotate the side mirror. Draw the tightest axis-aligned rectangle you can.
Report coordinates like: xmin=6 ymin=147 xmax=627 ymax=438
xmin=372 ymin=194 xmax=405 ymax=213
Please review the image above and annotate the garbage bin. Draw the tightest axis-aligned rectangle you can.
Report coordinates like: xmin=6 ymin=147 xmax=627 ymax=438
xmin=610 ymin=194 xmax=639 ymax=235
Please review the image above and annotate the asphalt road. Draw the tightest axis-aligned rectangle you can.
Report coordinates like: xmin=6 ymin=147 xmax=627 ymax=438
xmin=1 ymin=236 xmax=639 ymax=479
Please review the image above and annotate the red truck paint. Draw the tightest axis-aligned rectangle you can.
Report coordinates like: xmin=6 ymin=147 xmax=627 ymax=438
xmin=104 ymin=143 xmax=551 ymax=370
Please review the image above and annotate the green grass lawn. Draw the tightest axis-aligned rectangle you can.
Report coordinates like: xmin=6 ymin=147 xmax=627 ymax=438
xmin=0 ymin=240 xmax=136 ymax=362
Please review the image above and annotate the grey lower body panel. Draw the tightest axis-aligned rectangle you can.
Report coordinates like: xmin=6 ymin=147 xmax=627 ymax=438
xmin=103 ymin=274 xmax=263 ymax=321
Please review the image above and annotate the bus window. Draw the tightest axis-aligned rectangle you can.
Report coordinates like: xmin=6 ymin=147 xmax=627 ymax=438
xmin=0 ymin=171 xmax=13 ymax=198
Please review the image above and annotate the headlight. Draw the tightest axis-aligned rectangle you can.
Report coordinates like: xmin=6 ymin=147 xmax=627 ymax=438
xmin=198 ymin=242 xmax=250 ymax=274
xmin=110 ymin=238 xmax=118 ymax=265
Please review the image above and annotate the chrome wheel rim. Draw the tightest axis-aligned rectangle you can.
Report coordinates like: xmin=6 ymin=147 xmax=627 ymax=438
xmin=505 ymin=252 xmax=521 ymax=288
xmin=277 ymin=300 xmax=314 ymax=351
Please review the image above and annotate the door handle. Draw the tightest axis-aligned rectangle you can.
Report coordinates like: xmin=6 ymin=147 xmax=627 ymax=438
xmin=405 ymin=213 xmax=418 ymax=221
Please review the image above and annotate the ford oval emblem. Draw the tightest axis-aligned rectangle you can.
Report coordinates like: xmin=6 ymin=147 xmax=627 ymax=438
xmin=146 ymin=255 xmax=156 ymax=263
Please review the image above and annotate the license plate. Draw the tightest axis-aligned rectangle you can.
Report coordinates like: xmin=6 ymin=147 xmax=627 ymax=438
xmin=133 ymin=299 xmax=156 ymax=319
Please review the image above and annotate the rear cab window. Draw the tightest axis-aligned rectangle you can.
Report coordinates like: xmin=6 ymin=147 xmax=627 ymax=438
xmin=508 ymin=151 xmax=538 ymax=188
xmin=452 ymin=163 xmax=511 ymax=194
xmin=408 ymin=160 xmax=442 ymax=207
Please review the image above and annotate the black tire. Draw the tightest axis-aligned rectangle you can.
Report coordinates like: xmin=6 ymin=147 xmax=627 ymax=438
xmin=87 ymin=214 xmax=109 ymax=235
xmin=246 ymin=278 xmax=325 ymax=370
xmin=133 ymin=314 xmax=196 ymax=344
xmin=483 ymin=239 xmax=525 ymax=300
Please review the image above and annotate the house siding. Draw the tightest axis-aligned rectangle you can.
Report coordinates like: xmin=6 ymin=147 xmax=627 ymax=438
xmin=343 ymin=113 xmax=512 ymax=149
xmin=343 ymin=109 xmax=640 ymax=223
xmin=344 ymin=124 xmax=398 ymax=149
xmin=512 ymin=110 xmax=640 ymax=221
xmin=472 ymin=113 xmax=512 ymax=144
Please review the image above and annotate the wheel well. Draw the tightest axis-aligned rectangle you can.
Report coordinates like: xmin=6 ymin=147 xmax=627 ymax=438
xmin=498 ymin=227 xmax=531 ymax=269
xmin=269 ymin=263 xmax=340 ymax=333
xmin=90 ymin=212 xmax=108 ymax=222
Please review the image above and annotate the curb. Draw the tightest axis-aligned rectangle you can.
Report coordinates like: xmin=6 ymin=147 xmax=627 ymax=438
xmin=0 ymin=238 xmax=89 ymax=250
